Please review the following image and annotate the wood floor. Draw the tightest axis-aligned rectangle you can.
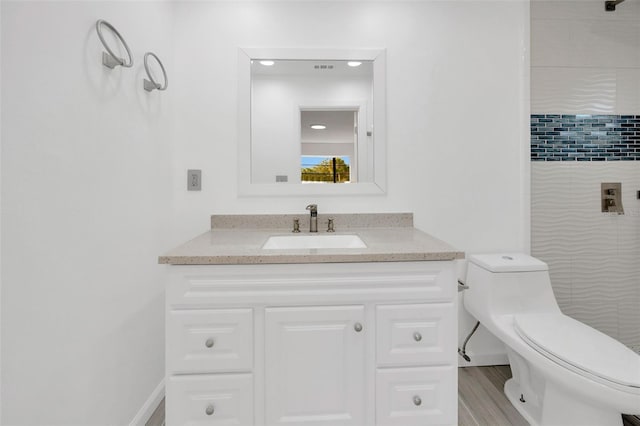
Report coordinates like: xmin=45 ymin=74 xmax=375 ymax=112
xmin=458 ymin=365 xmax=528 ymax=426
xmin=147 ymin=365 xmax=640 ymax=426
xmin=460 ymin=366 xmax=640 ymax=426
xmin=145 ymin=397 xmax=164 ymax=426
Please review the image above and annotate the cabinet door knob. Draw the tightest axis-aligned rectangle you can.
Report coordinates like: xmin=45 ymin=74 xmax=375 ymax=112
xmin=354 ymin=322 xmax=363 ymax=332
xmin=413 ymin=395 xmax=422 ymax=406
xmin=205 ymin=338 xmax=215 ymax=348
xmin=413 ymin=332 xmax=422 ymax=342
xmin=205 ymin=404 xmax=215 ymax=415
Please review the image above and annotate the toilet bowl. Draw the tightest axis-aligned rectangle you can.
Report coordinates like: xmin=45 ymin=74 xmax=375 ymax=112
xmin=463 ymin=253 xmax=640 ymax=426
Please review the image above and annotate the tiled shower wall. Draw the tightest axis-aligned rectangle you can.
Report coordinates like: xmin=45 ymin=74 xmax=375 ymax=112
xmin=531 ymin=163 xmax=640 ymax=350
xmin=531 ymin=114 xmax=640 ymax=161
xmin=531 ymin=1 xmax=640 ymax=351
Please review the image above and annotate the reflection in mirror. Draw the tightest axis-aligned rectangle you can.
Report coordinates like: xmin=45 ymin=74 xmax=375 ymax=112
xmin=251 ymin=59 xmax=372 ymax=184
xmin=300 ymin=110 xmax=357 ymax=184
xmin=238 ymin=48 xmax=386 ymax=196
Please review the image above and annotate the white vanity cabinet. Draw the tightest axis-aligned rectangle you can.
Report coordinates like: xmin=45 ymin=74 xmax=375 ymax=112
xmin=165 ymin=261 xmax=457 ymax=426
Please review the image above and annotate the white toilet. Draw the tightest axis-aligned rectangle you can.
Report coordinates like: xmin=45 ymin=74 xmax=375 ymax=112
xmin=463 ymin=253 xmax=640 ymax=426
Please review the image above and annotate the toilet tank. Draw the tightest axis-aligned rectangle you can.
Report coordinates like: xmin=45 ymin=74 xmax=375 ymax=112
xmin=464 ymin=254 xmax=561 ymax=325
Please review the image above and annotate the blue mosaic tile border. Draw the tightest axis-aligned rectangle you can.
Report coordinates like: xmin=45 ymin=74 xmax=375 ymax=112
xmin=531 ymin=114 xmax=640 ymax=161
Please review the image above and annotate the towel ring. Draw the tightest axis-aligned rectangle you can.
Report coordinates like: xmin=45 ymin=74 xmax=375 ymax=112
xmin=143 ymin=52 xmax=168 ymax=92
xmin=96 ymin=19 xmax=133 ymax=69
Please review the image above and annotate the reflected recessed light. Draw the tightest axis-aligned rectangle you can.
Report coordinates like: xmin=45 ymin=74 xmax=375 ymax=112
xmin=310 ymin=124 xmax=327 ymax=130
xmin=347 ymin=61 xmax=362 ymax=67
xmin=260 ymin=60 xmax=275 ymax=66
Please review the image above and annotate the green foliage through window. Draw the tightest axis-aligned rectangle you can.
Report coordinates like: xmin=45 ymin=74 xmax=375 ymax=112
xmin=301 ymin=157 xmax=350 ymax=183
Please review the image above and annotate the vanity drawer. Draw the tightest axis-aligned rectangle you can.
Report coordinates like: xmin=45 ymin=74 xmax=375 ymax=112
xmin=167 ymin=308 xmax=253 ymax=374
xmin=166 ymin=373 xmax=254 ymax=426
xmin=375 ymin=366 xmax=455 ymax=426
xmin=376 ymin=303 xmax=454 ymax=366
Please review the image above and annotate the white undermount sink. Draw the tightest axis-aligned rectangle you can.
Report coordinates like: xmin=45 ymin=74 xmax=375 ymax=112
xmin=262 ymin=234 xmax=367 ymax=250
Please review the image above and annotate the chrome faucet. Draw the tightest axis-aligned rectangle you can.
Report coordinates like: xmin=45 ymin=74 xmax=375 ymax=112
xmin=306 ymin=204 xmax=318 ymax=232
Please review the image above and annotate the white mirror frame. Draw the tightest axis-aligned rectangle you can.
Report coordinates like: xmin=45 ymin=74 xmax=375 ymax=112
xmin=238 ymin=47 xmax=386 ymax=197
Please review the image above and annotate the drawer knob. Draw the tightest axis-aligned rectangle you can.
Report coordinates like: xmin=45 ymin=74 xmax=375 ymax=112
xmin=205 ymin=338 xmax=215 ymax=348
xmin=354 ymin=322 xmax=363 ymax=332
xmin=205 ymin=404 xmax=215 ymax=415
xmin=413 ymin=332 xmax=422 ymax=342
xmin=413 ymin=395 xmax=422 ymax=406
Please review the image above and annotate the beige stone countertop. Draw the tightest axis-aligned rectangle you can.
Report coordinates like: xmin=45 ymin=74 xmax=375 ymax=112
xmin=158 ymin=213 xmax=464 ymax=265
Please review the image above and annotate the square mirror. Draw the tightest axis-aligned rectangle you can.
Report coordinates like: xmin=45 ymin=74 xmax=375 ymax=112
xmin=238 ymin=48 xmax=386 ymax=196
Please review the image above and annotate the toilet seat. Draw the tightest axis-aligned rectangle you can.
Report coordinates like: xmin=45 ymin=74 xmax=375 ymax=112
xmin=514 ymin=313 xmax=640 ymax=391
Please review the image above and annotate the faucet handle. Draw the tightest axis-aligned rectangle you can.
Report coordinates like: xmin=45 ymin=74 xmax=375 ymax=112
xmin=327 ymin=218 xmax=335 ymax=233
xmin=292 ymin=218 xmax=301 ymax=233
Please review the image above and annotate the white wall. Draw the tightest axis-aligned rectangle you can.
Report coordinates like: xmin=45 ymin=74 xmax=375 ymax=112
xmin=531 ymin=0 xmax=640 ymax=351
xmin=531 ymin=0 xmax=640 ymax=115
xmin=1 ymin=1 xmax=531 ymax=423
xmin=0 ymin=2 xmax=3 ymax=420
xmin=171 ymin=1 xmax=531 ymax=253
xmin=1 ymin=2 xmax=174 ymax=424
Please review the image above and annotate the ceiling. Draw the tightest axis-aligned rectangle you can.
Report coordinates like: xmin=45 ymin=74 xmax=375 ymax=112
xmin=300 ymin=110 xmax=356 ymax=144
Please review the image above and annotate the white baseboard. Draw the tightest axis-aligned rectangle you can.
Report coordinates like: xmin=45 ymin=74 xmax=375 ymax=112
xmin=458 ymin=351 xmax=509 ymax=367
xmin=130 ymin=378 xmax=165 ymax=426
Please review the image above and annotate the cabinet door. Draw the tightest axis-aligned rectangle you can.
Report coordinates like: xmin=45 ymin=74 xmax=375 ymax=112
xmin=265 ymin=305 xmax=366 ymax=425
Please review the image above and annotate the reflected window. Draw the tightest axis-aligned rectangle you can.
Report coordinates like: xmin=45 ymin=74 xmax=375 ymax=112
xmin=300 ymin=109 xmax=357 ymax=184
xmin=301 ymin=156 xmax=350 ymax=183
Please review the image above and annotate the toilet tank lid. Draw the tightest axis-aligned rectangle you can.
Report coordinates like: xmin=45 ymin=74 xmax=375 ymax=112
xmin=469 ymin=253 xmax=548 ymax=273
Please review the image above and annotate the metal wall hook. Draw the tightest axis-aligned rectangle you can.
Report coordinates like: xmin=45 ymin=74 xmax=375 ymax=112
xmin=95 ymin=20 xmax=133 ymax=69
xmin=143 ymin=52 xmax=168 ymax=92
